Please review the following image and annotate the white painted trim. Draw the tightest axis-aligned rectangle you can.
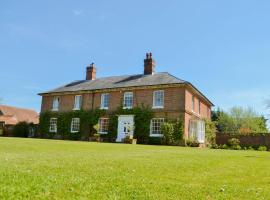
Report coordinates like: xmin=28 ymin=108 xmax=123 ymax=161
xmin=152 ymin=90 xmax=164 ymax=109
xmin=149 ymin=134 xmax=163 ymax=137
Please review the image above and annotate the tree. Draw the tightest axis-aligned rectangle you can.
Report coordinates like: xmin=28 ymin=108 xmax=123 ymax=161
xmin=216 ymin=107 xmax=268 ymax=135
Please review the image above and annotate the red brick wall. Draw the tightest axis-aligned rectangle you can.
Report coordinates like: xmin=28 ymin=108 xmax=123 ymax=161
xmin=216 ymin=134 xmax=270 ymax=149
xmin=41 ymin=87 xmax=186 ymax=113
xmin=40 ymin=86 xmax=212 ymax=138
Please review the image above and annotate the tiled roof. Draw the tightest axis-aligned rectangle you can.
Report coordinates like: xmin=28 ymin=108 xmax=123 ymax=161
xmin=38 ymin=72 xmax=214 ymax=106
xmin=0 ymin=105 xmax=39 ymax=125
xmin=39 ymin=72 xmax=186 ymax=94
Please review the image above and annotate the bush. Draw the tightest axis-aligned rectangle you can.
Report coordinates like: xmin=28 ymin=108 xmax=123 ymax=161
xmin=257 ymin=146 xmax=267 ymax=151
xmin=161 ymin=122 xmax=175 ymax=145
xmin=227 ymin=138 xmax=240 ymax=147
xmin=221 ymin=144 xmax=228 ymax=149
xmin=148 ymin=137 xmax=162 ymax=145
xmin=186 ymin=138 xmax=199 ymax=147
xmin=205 ymin=119 xmax=216 ymax=146
xmin=12 ymin=122 xmax=30 ymax=137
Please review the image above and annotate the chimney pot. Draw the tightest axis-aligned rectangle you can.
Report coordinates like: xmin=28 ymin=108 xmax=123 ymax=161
xmin=144 ymin=52 xmax=156 ymax=75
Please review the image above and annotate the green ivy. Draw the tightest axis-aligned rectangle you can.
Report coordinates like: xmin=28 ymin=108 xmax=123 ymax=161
xmin=39 ymin=109 xmax=105 ymax=140
xmin=108 ymin=106 xmax=154 ymax=144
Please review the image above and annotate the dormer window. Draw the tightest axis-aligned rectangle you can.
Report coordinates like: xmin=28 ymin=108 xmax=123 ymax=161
xmin=153 ymin=90 xmax=164 ymax=109
xmin=73 ymin=95 xmax=82 ymax=110
xmin=52 ymin=97 xmax=60 ymax=111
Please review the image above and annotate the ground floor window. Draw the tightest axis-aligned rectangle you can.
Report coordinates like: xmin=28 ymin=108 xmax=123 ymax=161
xmin=71 ymin=118 xmax=80 ymax=133
xmin=150 ymin=118 xmax=164 ymax=137
xmin=98 ymin=118 xmax=109 ymax=134
xmin=188 ymin=120 xmax=205 ymax=143
xmin=49 ymin=118 xmax=57 ymax=133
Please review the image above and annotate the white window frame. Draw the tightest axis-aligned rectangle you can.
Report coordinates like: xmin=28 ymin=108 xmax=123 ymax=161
xmin=153 ymin=90 xmax=164 ymax=109
xmin=98 ymin=118 xmax=109 ymax=134
xmin=49 ymin=118 xmax=57 ymax=133
xmin=189 ymin=120 xmax=205 ymax=143
xmin=73 ymin=95 xmax=82 ymax=110
xmin=52 ymin=97 xmax=60 ymax=111
xmin=100 ymin=93 xmax=109 ymax=109
xmin=71 ymin=118 xmax=80 ymax=133
xmin=150 ymin=118 xmax=164 ymax=137
xmin=123 ymin=92 xmax=133 ymax=109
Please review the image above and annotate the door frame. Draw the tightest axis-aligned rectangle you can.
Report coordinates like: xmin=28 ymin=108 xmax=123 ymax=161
xmin=116 ymin=115 xmax=134 ymax=142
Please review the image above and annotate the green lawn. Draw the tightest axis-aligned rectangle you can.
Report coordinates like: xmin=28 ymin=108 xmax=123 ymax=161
xmin=0 ymin=138 xmax=270 ymax=200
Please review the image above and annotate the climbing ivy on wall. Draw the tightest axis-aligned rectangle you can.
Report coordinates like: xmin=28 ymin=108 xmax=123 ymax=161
xmin=39 ymin=106 xmax=153 ymax=143
xmin=108 ymin=106 xmax=154 ymax=144
xmin=39 ymin=109 xmax=105 ymax=140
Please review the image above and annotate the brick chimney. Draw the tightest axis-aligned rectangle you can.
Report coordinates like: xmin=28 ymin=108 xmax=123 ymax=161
xmin=144 ymin=52 xmax=156 ymax=75
xmin=86 ymin=63 xmax=96 ymax=80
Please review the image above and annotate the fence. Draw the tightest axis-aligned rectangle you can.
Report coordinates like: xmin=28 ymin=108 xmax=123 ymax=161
xmin=216 ymin=134 xmax=270 ymax=149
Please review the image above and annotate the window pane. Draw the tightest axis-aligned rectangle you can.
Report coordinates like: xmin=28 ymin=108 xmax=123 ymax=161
xmin=49 ymin=118 xmax=57 ymax=133
xmin=74 ymin=96 xmax=82 ymax=109
xmin=123 ymin=92 xmax=133 ymax=108
xmin=150 ymin=118 xmax=164 ymax=135
xmin=52 ymin=97 xmax=59 ymax=110
xmin=153 ymin=91 xmax=164 ymax=108
xmin=101 ymin=94 xmax=109 ymax=108
xmin=99 ymin=118 xmax=109 ymax=134
xmin=71 ymin=118 xmax=80 ymax=132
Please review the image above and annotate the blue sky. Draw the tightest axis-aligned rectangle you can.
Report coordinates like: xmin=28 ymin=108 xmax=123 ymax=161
xmin=0 ymin=0 xmax=270 ymax=120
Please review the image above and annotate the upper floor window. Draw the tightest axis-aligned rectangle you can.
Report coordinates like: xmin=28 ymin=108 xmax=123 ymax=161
xmin=153 ymin=90 xmax=164 ymax=108
xmin=192 ymin=96 xmax=195 ymax=112
xmin=71 ymin=118 xmax=80 ymax=133
xmin=49 ymin=118 xmax=57 ymax=133
xmin=123 ymin=92 xmax=133 ymax=109
xmin=100 ymin=93 xmax=109 ymax=109
xmin=98 ymin=118 xmax=109 ymax=134
xmin=73 ymin=95 xmax=82 ymax=110
xmin=150 ymin=118 xmax=164 ymax=137
xmin=52 ymin=97 xmax=60 ymax=111
xmin=198 ymin=100 xmax=201 ymax=115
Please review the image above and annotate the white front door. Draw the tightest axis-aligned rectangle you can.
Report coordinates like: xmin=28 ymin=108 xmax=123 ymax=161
xmin=116 ymin=115 xmax=134 ymax=142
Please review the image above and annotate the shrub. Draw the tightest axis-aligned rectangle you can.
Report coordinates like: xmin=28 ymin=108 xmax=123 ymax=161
xmin=186 ymin=138 xmax=199 ymax=147
xmin=204 ymin=119 xmax=216 ymax=146
xmin=12 ymin=122 xmax=30 ymax=137
xmin=221 ymin=144 xmax=228 ymax=149
xmin=148 ymin=137 xmax=162 ymax=145
xmin=161 ymin=122 xmax=175 ymax=145
xmin=173 ymin=118 xmax=184 ymax=142
xmin=233 ymin=145 xmax=242 ymax=150
xmin=227 ymin=138 xmax=240 ymax=147
xmin=257 ymin=146 xmax=267 ymax=151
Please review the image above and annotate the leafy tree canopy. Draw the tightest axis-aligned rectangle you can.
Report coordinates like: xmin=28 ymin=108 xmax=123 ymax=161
xmin=212 ymin=107 xmax=268 ymax=135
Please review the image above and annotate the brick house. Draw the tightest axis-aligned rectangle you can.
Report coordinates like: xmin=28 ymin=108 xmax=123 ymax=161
xmin=39 ymin=53 xmax=213 ymax=144
xmin=0 ymin=105 xmax=39 ymax=137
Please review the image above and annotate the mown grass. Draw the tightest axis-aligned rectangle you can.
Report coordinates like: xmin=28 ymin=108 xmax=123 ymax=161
xmin=0 ymin=137 xmax=270 ymax=200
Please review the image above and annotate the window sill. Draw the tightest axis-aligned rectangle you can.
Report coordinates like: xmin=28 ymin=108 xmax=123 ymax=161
xmin=98 ymin=132 xmax=108 ymax=135
xmin=100 ymin=107 xmax=109 ymax=110
xmin=149 ymin=134 xmax=163 ymax=137
xmin=123 ymin=107 xmax=132 ymax=109
xmin=71 ymin=131 xmax=79 ymax=133
xmin=152 ymin=106 xmax=164 ymax=109
xmin=73 ymin=108 xmax=81 ymax=111
xmin=51 ymin=109 xmax=59 ymax=112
